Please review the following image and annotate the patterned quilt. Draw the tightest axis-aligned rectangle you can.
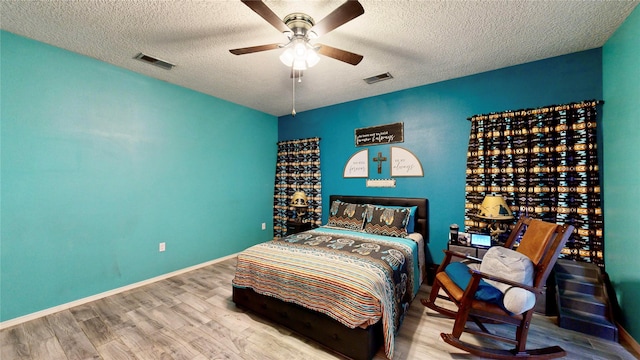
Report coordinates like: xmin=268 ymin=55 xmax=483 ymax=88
xmin=232 ymin=227 xmax=422 ymax=359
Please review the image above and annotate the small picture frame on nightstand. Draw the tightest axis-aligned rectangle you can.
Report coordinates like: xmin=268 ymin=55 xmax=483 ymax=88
xmin=456 ymin=232 xmax=470 ymax=245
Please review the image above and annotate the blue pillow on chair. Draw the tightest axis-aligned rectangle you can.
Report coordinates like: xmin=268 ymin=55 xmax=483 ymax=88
xmin=444 ymin=262 xmax=503 ymax=304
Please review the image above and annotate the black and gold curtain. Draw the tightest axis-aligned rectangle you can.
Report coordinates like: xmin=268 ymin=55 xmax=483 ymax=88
xmin=273 ymin=137 xmax=322 ymax=238
xmin=465 ymin=100 xmax=604 ymax=267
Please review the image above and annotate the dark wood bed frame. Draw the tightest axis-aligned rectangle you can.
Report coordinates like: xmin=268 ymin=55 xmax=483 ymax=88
xmin=233 ymin=195 xmax=429 ymax=360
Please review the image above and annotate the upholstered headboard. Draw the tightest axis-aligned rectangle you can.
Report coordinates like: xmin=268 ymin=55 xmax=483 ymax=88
xmin=329 ymin=195 xmax=429 ymax=243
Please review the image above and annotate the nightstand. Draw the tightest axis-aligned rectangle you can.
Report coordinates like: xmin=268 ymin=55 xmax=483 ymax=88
xmin=286 ymin=220 xmax=312 ymax=235
xmin=447 ymin=242 xmax=490 ymax=262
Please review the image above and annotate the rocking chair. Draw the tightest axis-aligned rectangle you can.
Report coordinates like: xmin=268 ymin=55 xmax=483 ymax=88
xmin=421 ymin=216 xmax=574 ymax=359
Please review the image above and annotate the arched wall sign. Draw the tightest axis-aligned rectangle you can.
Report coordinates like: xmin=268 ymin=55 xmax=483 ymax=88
xmin=390 ymin=146 xmax=424 ymax=177
xmin=343 ymin=149 xmax=368 ymax=178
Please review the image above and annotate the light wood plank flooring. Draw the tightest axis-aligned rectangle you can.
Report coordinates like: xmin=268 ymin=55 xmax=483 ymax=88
xmin=1 ymin=257 xmax=636 ymax=360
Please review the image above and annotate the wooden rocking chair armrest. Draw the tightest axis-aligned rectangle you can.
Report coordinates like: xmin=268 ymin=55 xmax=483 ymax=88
xmin=435 ymin=249 xmax=482 ymax=273
xmin=443 ymin=249 xmax=482 ymax=263
xmin=469 ymin=269 xmax=542 ymax=294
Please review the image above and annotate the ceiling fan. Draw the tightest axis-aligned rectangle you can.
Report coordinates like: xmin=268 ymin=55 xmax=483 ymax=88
xmin=229 ymin=0 xmax=364 ymax=70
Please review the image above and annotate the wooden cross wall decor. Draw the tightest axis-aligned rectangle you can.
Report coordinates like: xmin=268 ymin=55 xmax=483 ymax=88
xmin=373 ymin=152 xmax=387 ymax=174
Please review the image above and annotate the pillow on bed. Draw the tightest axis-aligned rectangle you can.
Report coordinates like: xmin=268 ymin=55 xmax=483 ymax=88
xmin=326 ymin=200 xmax=368 ymax=231
xmin=363 ymin=205 xmax=411 ymax=237
xmin=375 ymin=205 xmax=418 ymax=233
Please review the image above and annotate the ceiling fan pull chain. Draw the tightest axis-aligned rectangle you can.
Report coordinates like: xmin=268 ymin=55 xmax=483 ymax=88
xmin=291 ymin=67 xmax=296 ymax=117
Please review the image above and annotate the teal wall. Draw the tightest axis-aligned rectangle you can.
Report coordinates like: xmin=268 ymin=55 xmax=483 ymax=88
xmin=0 ymin=31 xmax=278 ymax=321
xmin=603 ymin=6 xmax=640 ymax=343
xmin=279 ymin=49 xmax=602 ymax=266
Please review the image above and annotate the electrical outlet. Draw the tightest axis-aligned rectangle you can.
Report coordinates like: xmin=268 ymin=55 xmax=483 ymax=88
xmin=261 ymin=222 xmax=266 ymax=230
xmin=159 ymin=242 xmax=166 ymax=252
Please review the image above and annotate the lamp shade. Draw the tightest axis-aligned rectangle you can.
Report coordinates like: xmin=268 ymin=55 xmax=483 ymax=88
xmin=477 ymin=195 xmax=513 ymax=220
xmin=290 ymin=191 xmax=308 ymax=208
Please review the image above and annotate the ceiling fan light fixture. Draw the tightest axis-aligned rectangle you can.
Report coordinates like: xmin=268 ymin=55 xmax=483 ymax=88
xmin=292 ymin=58 xmax=307 ymax=71
xmin=279 ymin=48 xmax=295 ymax=67
xmin=279 ymin=40 xmax=320 ymax=70
xmin=305 ymin=48 xmax=320 ymax=67
xmin=294 ymin=40 xmax=307 ymax=57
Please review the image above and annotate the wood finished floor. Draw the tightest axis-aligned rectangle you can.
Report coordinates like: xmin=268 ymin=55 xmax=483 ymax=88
xmin=1 ymin=257 xmax=636 ymax=360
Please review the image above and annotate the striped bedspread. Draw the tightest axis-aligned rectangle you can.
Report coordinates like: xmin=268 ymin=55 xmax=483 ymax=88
xmin=232 ymin=227 xmax=423 ymax=359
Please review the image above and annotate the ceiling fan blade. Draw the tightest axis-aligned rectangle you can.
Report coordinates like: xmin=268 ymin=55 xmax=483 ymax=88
xmin=241 ymin=0 xmax=290 ymax=34
xmin=317 ymin=44 xmax=363 ymax=65
xmin=229 ymin=43 xmax=281 ymax=55
xmin=309 ymin=0 xmax=364 ymax=38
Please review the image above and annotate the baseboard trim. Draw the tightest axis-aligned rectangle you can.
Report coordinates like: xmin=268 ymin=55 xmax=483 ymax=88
xmin=618 ymin=322 xmax=640 ymax=358
xmin=0 ymin=253 xmax=237 ymax=330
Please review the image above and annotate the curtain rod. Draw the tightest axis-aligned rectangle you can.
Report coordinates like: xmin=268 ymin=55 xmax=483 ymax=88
xmin=467 ymin=99 xmax=603 ymax=121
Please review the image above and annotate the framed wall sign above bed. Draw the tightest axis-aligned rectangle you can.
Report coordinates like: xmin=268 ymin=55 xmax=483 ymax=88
xmin=232 ymin=195 xmax=429 ymax=360
xmin=355 ymin=122 xmax=404 ymax=147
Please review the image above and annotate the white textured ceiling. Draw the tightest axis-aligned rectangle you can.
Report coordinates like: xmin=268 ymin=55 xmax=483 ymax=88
xmin=1 ymin=1 xmax=637 ymax=117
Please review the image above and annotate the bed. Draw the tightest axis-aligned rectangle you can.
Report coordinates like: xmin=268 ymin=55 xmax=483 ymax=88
xmin=232 ymin=195 xmax=429 ymax=360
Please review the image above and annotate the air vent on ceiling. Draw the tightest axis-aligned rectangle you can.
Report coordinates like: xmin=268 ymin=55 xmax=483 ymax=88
xmin=364 ymin=72 xmax=393 ymax=84
xmin=134 ymin=53 xmax=175 ymax=70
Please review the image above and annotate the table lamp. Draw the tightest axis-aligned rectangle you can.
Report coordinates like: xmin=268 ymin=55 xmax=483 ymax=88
xmin=290 ymin=191 xmax=308 ymax=221
xmin=475 ymin=194 xmax=514 ymax=240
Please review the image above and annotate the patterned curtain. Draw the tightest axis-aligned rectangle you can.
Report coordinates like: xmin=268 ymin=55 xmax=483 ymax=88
xmin=464 ymin=100 xmax=604 ymax=267
xmin=273 ymin=137 xmax=322 ymax=238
